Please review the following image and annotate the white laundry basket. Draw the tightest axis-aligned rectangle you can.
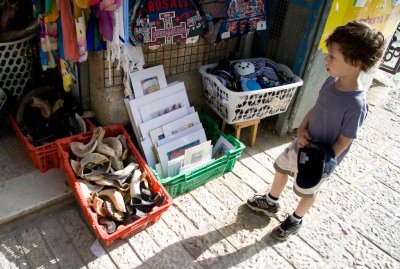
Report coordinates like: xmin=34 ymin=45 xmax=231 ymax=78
xmin=199 ymin=58 xmax=303 ymax=124
xmin=0 ymin=33 xmax=36 ymax=100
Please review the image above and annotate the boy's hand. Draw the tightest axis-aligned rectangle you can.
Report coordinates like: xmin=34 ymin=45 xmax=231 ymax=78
xmin=297 ymin=128 xmax=311 ymax=148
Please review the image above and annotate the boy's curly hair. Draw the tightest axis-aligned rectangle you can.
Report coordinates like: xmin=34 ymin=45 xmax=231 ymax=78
xmin=325 ymin=21 xmax=385 ymax=72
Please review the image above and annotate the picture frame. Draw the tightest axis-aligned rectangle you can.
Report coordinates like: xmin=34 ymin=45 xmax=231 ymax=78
xmin=157 ymin=123 xmax=203 ymax=147
xmin=162 ymin=112 xmax=200 ymax=137
xmin=156 ymin=128 xmax=207 ymax=175
xmin=183 ymin=140 xmax=212 ymax=167
xmin=155 ymin=163 xmax=165 ymax=178
xmin=141 ymin=138 xmax=157 ymax=168
xmin=139 ymin=106 xmax=194 ymax=141
xmin=129 ymin=65 xmax=167 ymax=98
xmin=126 ymin=82 xmax=186 ymax=142
xmin=167 ymin=155 xmax=184 ymax=177
xmin=180 ymin=154 xmax=213 ymax=174
xmin=149 ymin=127 xmax=165 ymax=146
xmin=212 ymin=135 xmax=236 ymax=159
xmin=139 ymin=86 xmax=190 ymax=122
xmin=140 ymin=107 xmax=194 ymax=167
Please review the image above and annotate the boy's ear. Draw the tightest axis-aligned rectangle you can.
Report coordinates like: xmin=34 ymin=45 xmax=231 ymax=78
xmin=351 ymin=60 xmax=362 ymax=70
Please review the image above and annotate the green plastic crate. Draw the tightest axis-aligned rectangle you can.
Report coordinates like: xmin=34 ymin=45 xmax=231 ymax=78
xmin=151 ymin=114 xmax=245 ymax=197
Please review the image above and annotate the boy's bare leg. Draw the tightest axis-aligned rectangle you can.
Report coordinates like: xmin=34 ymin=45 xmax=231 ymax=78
xmin=294 ymin=196 xmax=316 ymax=217
xmin=269 ymin=171 xmax=289 ymax=198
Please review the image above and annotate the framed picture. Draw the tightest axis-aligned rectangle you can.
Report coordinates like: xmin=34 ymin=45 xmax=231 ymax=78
xmin=139 ymin=106 xmax=194 ymax=141
xmin=139 ymin=85 xmax=190 ymax=122
xmin=167 ymin=155 xmax=184 ymax=177
xmin=149 ymin=127 xmax=165 ymax=146
xmin=129 ymin=65 xmax=167 ymax=98
xmin=141 ymin=138 xmax=157 ymax=168
xmin=126 ymin=82 xmax=186 ymax=142
xmin=162 ymin=112 xmax=200 ymax=137
xmin=157 ymin=123 xmax=203 ymax=147
xmin=155 ymin=163 xmax=165 ymax=179
xmin=212 ymin=135 xmax=235 ymax=159
xmin=183 ymin=140 xmax=212 ymax=167
xmin=180 ymin=154 xmax=212 ymax=174
xmin=156 ymin=128 xmax=207 ymax=175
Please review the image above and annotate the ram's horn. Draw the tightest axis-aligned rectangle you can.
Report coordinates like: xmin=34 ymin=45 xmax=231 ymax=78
xmin=114 ymin=162 xmax=138 ymax=177
xmin=96 ymin=127 xmax=106 ymax=142
xmin=92 ymin=194 xmax=106 ymax=217
xmin=95 ymin=178 xmax=122 ymax=189
xmin=82 ymin=169 xmax=105 ymax=182
xmin=31 ymin=96 xmax=52 ymax=118
xmin=110 ymin=156 xmax=124 ymax=171
xmin=71 ymin=127 xmax=104 ymax=158
xmin=83 ymin=127 xmax=104 ymax=148
xmin=98 ymin=189 xmax=126 ymax=212
xmin=103 ymin=200 xmax=125 ymax=222
xmin=70 ymin=159 xmax=81 ymax=177
xmin=15 ymin=86 xmax=52 ymax=124
xmin=78 ymin=179 xmax=104 ymax=193
xmin=130 ymin=169 xmax=142 ymax=199
xmin=78 ymin=180 xmax=92 ymax=203
xmin=80 ymin=153 xmax=109 ymax=171
xmin=75 ymin=113 xmax=86 ymax=133
xmin=96 ymin=142 xmax=115 ymax=157
xmin=70 ymin=140 xmax=98 ymax=158
xmin=102 ymin=137 xmax=123 ymax=157
xmin=52 ymin=98 xmax=64 ymax=114
xmin=117 ymin=135 xmax=127 ymax=152
xmin=140 ymin=170 xmax=150 ymax=190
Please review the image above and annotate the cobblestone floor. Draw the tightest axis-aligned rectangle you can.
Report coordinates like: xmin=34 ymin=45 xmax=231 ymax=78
xmin=1 ymin=73 xmax=399 ymax=268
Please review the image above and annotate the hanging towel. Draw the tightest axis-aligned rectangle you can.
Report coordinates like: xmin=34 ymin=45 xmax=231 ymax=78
xmin=60 ymin=0 xmax=80 ymax=61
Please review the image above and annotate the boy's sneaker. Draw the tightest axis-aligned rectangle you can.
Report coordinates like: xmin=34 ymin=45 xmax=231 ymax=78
xmin=246 ymin=194 xmax=280 ymax=217
xmin=270 ymin=215 xmax=302 ymax=240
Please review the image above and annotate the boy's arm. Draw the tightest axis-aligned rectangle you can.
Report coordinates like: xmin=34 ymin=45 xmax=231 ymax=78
xmin=332 ymin=135 xmax=353 ymax=158
xmin=297 ymin=106 xmax=314 ymax=147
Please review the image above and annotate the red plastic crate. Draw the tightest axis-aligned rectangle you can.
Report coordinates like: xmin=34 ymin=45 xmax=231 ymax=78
xmin=8 ymin=113 xmax=96 ymax=173
xmin=56 ymin=124 xmax=173 ymax=246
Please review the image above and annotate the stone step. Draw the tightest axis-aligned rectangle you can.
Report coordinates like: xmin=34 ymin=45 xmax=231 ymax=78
xmin=0 ymin=168 xmax=72 ymax=227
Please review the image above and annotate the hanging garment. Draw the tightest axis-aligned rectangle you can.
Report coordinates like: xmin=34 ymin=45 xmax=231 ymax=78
xmin=59 ymin=0 xmax=80 ymax=61
xmin=197 ymin=0 xmax=226 ymax=44
xmin=75 ymin=0 xmax=101 ymax=9
xmin=58 ymin=19 xmax=77 ymax=91
xmin=91 ymin=3 xmax=114 ymax=41
xmin=44 ymin=0 xmax=58 ymax=23
xmin=75 ymin=14 xmax=88 ymax=62
xmin=86 ymin=11 xmax=104 ymax=50
xmin=219 ymin=0 xmax=266 ymax=40
xmin=130 ymin=0 xmax=205 ymax=48
xmin=39 ymin=15 xmax=58 ymax=52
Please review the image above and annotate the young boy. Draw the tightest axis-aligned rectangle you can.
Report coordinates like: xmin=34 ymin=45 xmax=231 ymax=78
xmin=247 ymin=21 xmax=385 ymax=240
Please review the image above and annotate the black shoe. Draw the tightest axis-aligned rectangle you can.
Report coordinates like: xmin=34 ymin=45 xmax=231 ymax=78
xmin=246 ymin=194 xmax=280 ymax=217
xmin=270 ymin=215 xmax=302 ymax=241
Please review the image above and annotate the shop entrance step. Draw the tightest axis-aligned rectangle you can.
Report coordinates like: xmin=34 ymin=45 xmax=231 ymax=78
xmin=0 ymin=168 xmax=72 ymax=226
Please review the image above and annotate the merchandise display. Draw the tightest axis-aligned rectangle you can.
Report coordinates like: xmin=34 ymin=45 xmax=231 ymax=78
xmin=126 ymin=64 xmax=243 ymax=179
xmin=200 ymin=57 xmax=304 ymax=124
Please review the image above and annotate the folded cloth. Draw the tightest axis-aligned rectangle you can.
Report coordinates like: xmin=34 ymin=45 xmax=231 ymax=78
xmin=296 ymin=142 xmax=337 ymax=190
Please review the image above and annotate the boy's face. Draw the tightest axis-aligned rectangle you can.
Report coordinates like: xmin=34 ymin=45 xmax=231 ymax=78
xmin=325 ymin=43 xmax=360 ymax=77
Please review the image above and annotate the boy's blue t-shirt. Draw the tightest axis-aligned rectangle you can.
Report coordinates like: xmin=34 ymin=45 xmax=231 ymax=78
xmin=297 ymin=76 xmax=368 ymax=165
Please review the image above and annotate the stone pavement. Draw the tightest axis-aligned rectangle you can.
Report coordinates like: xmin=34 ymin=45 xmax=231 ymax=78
xmin=0 ymin=71 xmax=399 ymax=268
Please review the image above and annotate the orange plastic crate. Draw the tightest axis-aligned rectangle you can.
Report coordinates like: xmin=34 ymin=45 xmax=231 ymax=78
xmin=8 ymin=113 xmax=96 ymax=173
xmin=56 ymin=124 xmax=173 ymax=246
